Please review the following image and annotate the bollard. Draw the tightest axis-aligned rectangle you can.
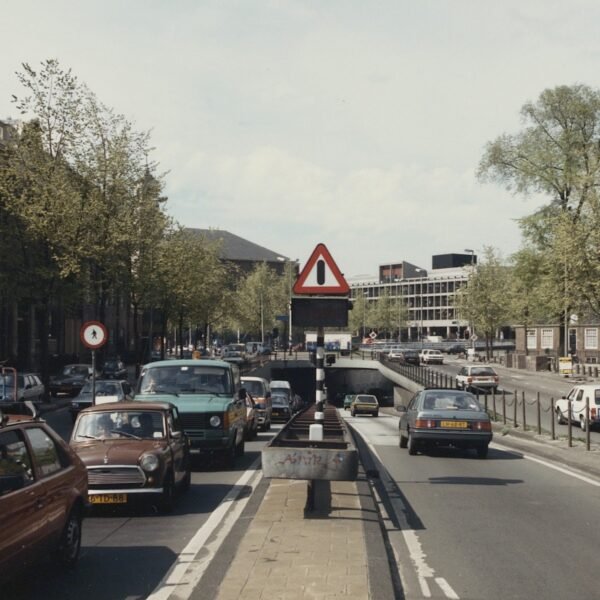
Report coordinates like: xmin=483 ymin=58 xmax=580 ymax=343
xmin=502 ymin=390 xmax=506 ymax=425
xmin=550 ymin=398 xmax=555 ymax=440
xmin=513 ymin=389 xmax=518 ymax=427
xmin=492 ymin=390 xmax=497 ymax=422
xmin=484 ymin=393 xmax=488 ymax=413
xmin=537 ymin=392 xmax=541 ymax=435
xmin=586 ymin=398 xmax=591 ymax=451
xmin=522 ymin=391 xmax=527 ymax=431
xmin=568 ymin=399 xmax=572 ymax=447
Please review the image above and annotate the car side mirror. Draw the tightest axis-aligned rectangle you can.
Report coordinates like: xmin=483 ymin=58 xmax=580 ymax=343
xmin=239 ymin=388 xmax=247 ymax=400
xmin=395 ymin=405 xmax=407 ymax=413
xmin=171 ymin=430 xmax=183 ymax=439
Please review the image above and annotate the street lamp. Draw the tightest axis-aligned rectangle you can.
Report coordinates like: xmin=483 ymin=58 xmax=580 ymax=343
xmin=464 ymin=249 xmax=475 ymax=350
xmin=415 ymin=268 xmax=425 ymax=347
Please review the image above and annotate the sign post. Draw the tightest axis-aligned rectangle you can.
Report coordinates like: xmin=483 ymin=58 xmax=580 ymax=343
xmin=80 ymin=321 xmax=108 ymax=405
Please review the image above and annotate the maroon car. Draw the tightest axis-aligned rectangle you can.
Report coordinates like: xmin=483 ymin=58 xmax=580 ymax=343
xmin=0 ymin=408 xmax=88 ymax=581
xmin=70 ymin=402 xmax=191 ymax=512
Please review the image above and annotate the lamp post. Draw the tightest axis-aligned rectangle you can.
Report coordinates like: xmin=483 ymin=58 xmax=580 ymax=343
xmin=415 ymin=268 xmax=425 ymax=347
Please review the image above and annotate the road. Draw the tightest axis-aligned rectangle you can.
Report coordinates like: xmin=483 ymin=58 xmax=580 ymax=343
xmin=343 ymin=408 xmax=600 ymax=600
xmin=4 ymin=405 xmax=276 ymax=600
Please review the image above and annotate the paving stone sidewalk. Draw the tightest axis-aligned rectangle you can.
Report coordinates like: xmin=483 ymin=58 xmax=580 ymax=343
xmin=214 ymin=479 xmax=372 ymax=600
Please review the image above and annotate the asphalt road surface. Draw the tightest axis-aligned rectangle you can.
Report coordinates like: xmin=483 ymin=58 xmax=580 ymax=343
xmin=343 ymin=408 xmax=600 ymax=600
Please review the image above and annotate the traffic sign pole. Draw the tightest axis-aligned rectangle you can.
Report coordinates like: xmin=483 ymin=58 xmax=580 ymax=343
xmin=80 ymin=321 xmax=108 ymax=406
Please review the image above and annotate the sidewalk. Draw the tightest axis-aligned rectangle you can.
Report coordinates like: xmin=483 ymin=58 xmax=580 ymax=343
xmin=205 ymin=476 xmax=393 ymax=600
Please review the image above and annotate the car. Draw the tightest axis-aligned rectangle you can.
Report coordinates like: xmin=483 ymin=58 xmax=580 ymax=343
xmin=243 ymin=394 xmax=259 ymax=440
xmin=70 ymin=401 xmax=190 ymax=512
xmin=555 ymin=384 xmax=600 ymax=431
xmin=419 ymin=349 xmax=444 ymax=365
xmin=0 ymin=404 xmax=88 ymax=580
xmin=343 ymin=394 xmax=355 ymax=410
xmin=399 ymin=349 xmax=421 ymax=366
xmin=387 ymin=350 xmax=404 ymax=362
xmin=445 ymin=344 xmax=467 ymax=355
xmin=69 ymin=379 xmax=134 ymax=422
xmin=270 ymin=380 xmax=296 ymax=412
xmin=49 ymin=364 xmax=97 ymax=397
xmin=455 ymin=365 xmax=499 ymax=393
xmin=100 ymin=358 xmax=128 ymax=380
xmin=350 ymin=394 xmax=379 ymax=417
xmin=271 ymin=393 xmax=293 ymax=422
xmin=0 ymin=370 xmax=45 ymax=405
xmin=397 ymin=388 xmax=492 ymax=458
xmin=241 ymin=376 xmax=272 ymax=431
xmin=134 ymin=359 xmax=247 ymax=468
xmin=221 ymin=343 xmax=247 ymax=364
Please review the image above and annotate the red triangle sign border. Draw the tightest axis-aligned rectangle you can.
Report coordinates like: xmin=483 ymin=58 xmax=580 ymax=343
xmin=293 ymin=243 xmax=350 ymax=295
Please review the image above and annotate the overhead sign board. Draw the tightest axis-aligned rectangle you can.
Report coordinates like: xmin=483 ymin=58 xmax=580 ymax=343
xmin=293 ymin=243 xmax=350 ymax=295
xmin=291 ymin=297 xmax=349 ymax=327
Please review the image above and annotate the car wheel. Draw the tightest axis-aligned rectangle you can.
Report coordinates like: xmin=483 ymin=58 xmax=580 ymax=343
xmin=180 ymin=459 xmax=192 ymax=493
xmin=580 ymin=416 xmax=587 ymax=431
xmin=399 ymin=432 xmax=408 ymax=448
xmin=350 ymin=410 xmax=355 ymax=417
xmin=373 ymin=411 xmax=379 ymax=417
xmin=556 ymin=408 xmax=566 ymax=425
xmin=476 ymin=445 xmax=489 ymax=459
xmin=159 ymin=473 xmax=175 ymax=513
xmin=56 ymin=506 xmax=82 ymax=568
xmin=407 ymin=430 xmax=418 ymax=455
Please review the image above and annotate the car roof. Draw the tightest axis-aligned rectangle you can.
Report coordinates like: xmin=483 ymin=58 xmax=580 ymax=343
xmin=270 ymin=380 xmax=291 ymax=388
xmin=241 ymin=376 xmax=269 ymax=383
xmin=142 ymin=358 xmax=229 ymax=368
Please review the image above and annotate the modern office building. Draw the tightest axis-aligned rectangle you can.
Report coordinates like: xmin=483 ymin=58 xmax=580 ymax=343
xmin=349 ymin=253 xmax=476 ymax=340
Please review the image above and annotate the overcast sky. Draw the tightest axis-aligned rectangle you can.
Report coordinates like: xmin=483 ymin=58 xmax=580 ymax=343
xmin=2 ymin=1 xmax=598 ymax=278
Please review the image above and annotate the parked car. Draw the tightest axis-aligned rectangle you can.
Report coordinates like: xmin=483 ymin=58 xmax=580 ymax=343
xmin=343 ymin=394 xmax=355 ymax=410
xmin=555 ymin=384 xmax=600 ymax=431
xmin=0 ymin=405 xmax=88 ymax=580
xmin=397 ymin=388 xmax=492 ymax=458
xmin=399 ymin=350 xmax=421 ymax=366
xmin=70 ymin=401 xmax=190 ymax=512
xmin=271 ymin=394 xmax=293 ymax=423
xmin=100 ymin=358 xmax=128 ymax=380
xmin=241 ymin=376 xmax=272 ymax=431
xmin=350 ymin=394 xmax=379 ymax=417
xmin=0 ymin=371 xmax=45 ymax=404
xmin=49 ymin=364 xmax=97 ymax=397
xmin=455 ymin=365 xmax=499 ymax=393
xmin=134 ymin=359 xmax=246 ymax=468
xmin=419 ymin=349 xmax=444 ymax=365
xmin=69 ymin=379 xmax=134 ymax=422
xmin=243 ymin=394 xmax=259 ymax=440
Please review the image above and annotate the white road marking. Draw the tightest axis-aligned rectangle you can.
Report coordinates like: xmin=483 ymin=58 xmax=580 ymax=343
xmin=435 ymin=577 xmax=460 ymax=599
xmin=492 ymin=441 xmax=600 ymax=487
xmin=147 ymin=458 xmax=262 ymax=600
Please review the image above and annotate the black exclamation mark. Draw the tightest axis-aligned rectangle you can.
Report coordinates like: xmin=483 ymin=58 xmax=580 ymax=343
xmin=317 ymin=259 xmax=326 ymax=285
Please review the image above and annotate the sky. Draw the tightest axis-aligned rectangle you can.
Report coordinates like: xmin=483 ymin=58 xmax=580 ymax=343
xmin=2 ymin=0 xmax=599 ymax=278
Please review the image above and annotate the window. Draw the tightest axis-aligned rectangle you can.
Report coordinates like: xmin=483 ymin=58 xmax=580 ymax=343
xmin=0 ymin=430 xmax=35 ymax=494
xmin=540 ymin=328 xmax=554 ymax=349
xmin=25 ymin=428 xmax=65 ymax=477
xmin=526 ymin=329 xmax=537 ymax=350
xmin=584 ymin=328 xmax=598 ymax=350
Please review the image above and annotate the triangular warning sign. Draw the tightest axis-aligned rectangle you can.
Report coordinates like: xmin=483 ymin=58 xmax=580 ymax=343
xmin=293 ymin=243 xmax=350 ymax=295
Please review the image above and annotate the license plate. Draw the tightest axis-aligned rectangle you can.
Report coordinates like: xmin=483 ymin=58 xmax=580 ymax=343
xmin=90 ymin=493 xmax=127 ymax=504
xmin=440 ymin=421 xmax=468 ymax=429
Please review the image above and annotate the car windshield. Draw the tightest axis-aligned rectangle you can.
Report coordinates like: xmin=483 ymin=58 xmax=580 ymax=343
xmin=139 ymin=365 xmax=231 ymax=395
xmin=242 ymin=380 xmax=266 ymax=397
xmin=79 ymin=381 xmax=120 ymax=396
xmin=271 ymin=388 xmax=291 ymax=400
xmin=73 ymin=410 xmax=165 ymax=440
xmin=421 ymin=393 xmax=482 ymax=411
xmin=64 ymin=366 xmax=89 ymax=377
xmin=0 ymin=374 xmax=23 ymax=387
xmin=104 ymin=361 xmax=119 ymax=369
xmin=272 ymin=395 xmax=288 ymax=406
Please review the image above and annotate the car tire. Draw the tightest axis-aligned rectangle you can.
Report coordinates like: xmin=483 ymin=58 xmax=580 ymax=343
xmin=350 ymin=410 xmax=355 ymax=417
xmin=236 ymin=436 xmax=245 ymax=457
xmin=373 ymin=411 xmax=379 ymax=417
xmin=476 ymin=445 xmax=489 ymax=459
xmin=159 ymin=473 xmax=175 ymax=513
xmin=556 ymin=408 xmax=566 ymax=425
xmin=399 ymin=432 xmax=408 ymax=448
xmin=580 ymin=417 xmax=587 ymax=431
xmin=407 ymin=430 xmax=418 ymax=455
xmin=57 ymin=506 xmax=82 ymax=568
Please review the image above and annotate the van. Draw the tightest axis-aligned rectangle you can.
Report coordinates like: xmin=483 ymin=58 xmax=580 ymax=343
xmin=270 ymin=380 xmax=298 ymax=412
xmin=241 ymin=376 xmax=272 ymax=431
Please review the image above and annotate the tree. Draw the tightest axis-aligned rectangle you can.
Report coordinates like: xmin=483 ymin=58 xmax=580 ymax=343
xmin=370 ymin=289 xmax=406 ymax=340
xmin=348 ymin=293 xmax=375 ymax=339
xmin=456 ymin=247 xmax=511 ymax=359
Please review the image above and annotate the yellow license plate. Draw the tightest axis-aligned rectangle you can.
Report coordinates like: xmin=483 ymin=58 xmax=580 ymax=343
xmin=440 ymin=421 xmax=468 ymax=429
xmin=90 ymin=493 xmax=128 ymax=504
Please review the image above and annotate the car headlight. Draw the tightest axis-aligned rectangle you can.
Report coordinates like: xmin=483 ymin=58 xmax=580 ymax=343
xmin=210 ymin=415 xmax=221 ymax=427
xmin=140 ymin=453 xmax=160 ymax=472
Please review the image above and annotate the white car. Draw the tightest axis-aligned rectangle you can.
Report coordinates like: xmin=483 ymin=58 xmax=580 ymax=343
xmin=455 ymin=365 xmax=499 ymax=393
xmin=555 ymin=384 xmax=600 ymax=431
xmin=419 ymin=349 xmax=444 ymax=365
